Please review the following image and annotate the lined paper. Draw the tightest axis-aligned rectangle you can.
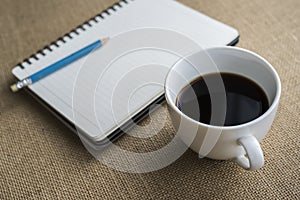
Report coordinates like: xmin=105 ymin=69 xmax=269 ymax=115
xmin=12 ymin=0 xmax=238 ymax=142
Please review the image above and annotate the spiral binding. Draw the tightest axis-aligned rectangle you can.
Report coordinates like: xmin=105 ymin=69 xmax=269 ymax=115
xmin=17 ymin=0 xmax=132 ymax=69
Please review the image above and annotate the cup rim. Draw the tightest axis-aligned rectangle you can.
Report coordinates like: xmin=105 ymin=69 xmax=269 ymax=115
xmin=164 ymin=46 xmax=281 ymax=130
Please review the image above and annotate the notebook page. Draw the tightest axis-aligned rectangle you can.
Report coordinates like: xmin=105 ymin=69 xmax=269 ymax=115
xmin=12 ymin=0 xmax=238 ymax=141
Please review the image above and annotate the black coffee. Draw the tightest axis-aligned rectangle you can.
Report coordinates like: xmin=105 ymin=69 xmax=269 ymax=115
xmin=176 ymin=73 xmax=269 ymax=126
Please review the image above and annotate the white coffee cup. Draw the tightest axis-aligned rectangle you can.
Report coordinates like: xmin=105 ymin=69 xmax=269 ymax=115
xmin=165 ymin=46 xmax=281 ymax=170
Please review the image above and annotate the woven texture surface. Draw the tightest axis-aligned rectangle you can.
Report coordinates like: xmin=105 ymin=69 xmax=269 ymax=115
xmin=0 ymin=0 xmax=299 ymax=199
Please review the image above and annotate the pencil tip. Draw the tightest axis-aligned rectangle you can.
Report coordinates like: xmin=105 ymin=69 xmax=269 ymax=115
xmin=102 ymin=37 xmax=109 ymax=45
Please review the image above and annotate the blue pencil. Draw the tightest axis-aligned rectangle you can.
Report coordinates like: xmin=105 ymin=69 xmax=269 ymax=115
xmin=11 ymin=38 xmax=109 ymax=92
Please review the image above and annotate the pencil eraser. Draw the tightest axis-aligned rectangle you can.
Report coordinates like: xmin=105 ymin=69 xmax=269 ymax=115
xmin=10 ymin=84 xmax=19 ymax=92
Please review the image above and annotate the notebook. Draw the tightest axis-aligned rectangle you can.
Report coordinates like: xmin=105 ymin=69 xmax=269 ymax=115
xmin=12 ymin=0 xmax=239 ymax=148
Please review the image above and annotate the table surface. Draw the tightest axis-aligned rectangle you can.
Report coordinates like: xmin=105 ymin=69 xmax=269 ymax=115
xmin=1 ymin=0 xmax=299 ymax=199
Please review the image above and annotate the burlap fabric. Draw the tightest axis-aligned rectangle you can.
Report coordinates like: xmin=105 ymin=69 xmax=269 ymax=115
xmin=0 ymin=0 xmax=299 ymax=199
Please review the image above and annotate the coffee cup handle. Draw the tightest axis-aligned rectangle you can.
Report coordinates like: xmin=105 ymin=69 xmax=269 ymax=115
xmin=235 ymin=135 xmax=264 ymax=171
